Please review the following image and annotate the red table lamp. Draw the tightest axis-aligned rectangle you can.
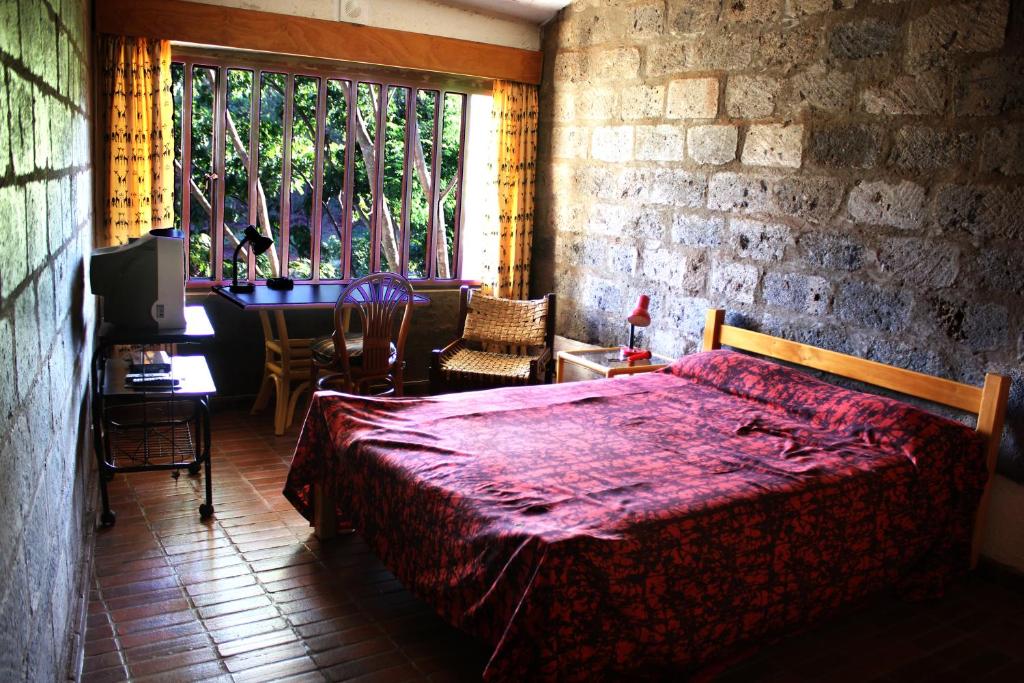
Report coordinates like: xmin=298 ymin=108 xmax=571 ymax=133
xmin=626 ymin=294 xmax=651 ymax=350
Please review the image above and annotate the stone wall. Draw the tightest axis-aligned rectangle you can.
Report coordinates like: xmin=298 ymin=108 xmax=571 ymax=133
xmin=533 ymin=0 xmax=1024 ymax=476
xmin=0 ymin=0 xmax=95 ymax=678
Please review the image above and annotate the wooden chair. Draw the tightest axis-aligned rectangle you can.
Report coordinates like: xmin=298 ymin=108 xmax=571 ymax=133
xmin=251 ymin=311 xmax=315 ymax=436
xmin=313 ymin=273 xmax=414 ymax=396
xmin=430 ymin=286 xmax=555 ymax=394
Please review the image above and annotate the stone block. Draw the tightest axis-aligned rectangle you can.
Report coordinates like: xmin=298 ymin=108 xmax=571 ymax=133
xmin=551 ymin=90 xmax=574 ymax=122
xmin=829 ymin=18 xmax=899 ymax=60
xmin=0 ymin=70 xmax=8 ymax=176
xmin=742 ymin=124 xmax=803 ymax=168
xmin=723 ymin=0 xmax=783 ymax=24
xmin=687 ymin=29 xmax=755 ymax=70
xmin=763 ymin=271 xmax=831 ymax=315
xmin=666 ymin=78 xmax=719 ymax=119
xmin=836 ymin=280 xmax=913 ymax=334
xmin=955 ymin=56 xmax=1024 ymax=117
xmin=648 ymin=169 xmax=707 ymax=207
xmin=725 ymin=75 xmax=779 ymax=119
xmin=972 ymin=245 xmax=1024 ymax=295
xmin=635 ymin=125 xmax=685 ymax=162
xmin=26 ymin=181 xmax=47 ymax=272
xmin=629 ymin=3 xmax=664 ymax=41
xmin=0 ymin=0 xmax=20 ymax=59
xmin=787 ymin=0 xmax=855 ymax=17
xmin=550 ymin=127 xmax=588 ymax=161
xmin=907 ymin=0 xmax=1009 ymax=69
xmin=629 ymin=205 xmax=670 ymax=240
xmin=979 ymin=125 xmax=1024 ymax=176
xmin=606 ymin=240 xmax=639 ymax=276
xmin=889 ymin=127 xmax=977 ymax=172
xmin=755 ymin=25 xmax=821 ymax=70
xmin=8 ymin=70 xmax=34 ymax=176
xmin=0 ymin=185 xmax=28 ymax=300
xmin=585 ymin=203 xmax=631 ymax=236
xmin=707 ymin=172 xmax=772 ymax=214
xmin=568 ymin=9 xmax=623 ymax=47
xmin=19 ymin=0 xmax=57 ymax=83
xmin=591 ymin=126 xmax=634 ymax=162
xmin=0 ymin=548 xmax=29 ymax=681
xmin=687 ymin=125 xmax=737 ymax=165
xmin=14 ymin=286 xmax=40 ymax=401
xmin=847 ymin=180 xmax=926 ymax=230
xmin=710 ymin=261 xmax=760 ymax=304
xmin=926 ymin=295 xmax=1008 ymax=352
xmin=36 ymin=267 xmax=56 ymax=348
xmin=876 ymin=237 xmax=960 ymax=289
xmin=760 ymin=313 xmax=855 ymax=354
xmin=788 ymin=65 xmax=856 ymax=115
xmin=643 ymin=246 xmax=708 ymax=295
xmin=32 ymin=88 xmax=49 ymax=170
xmin=666 ymin=0 xmax=720 ymax=34
xmin=932 ymin=184 xmax=1024 ymax=240
xmin=645 ymin=40 xmax=688 ymax=78
xmin=0 ymin=318 xmax=13 ymax=440
xmin=575 ymin=88 xmax=617 ymax=121
xmin=591 ymin=47 xmax=642 ymax=80
xmin=729 ymin=218 xmax=791 ymax=261
xmin=671 ymin=212 xmax=723 ymax=247
xmin=799 ymin=231 xmax=865 ymax=271
xmin=864 ymin=339 xmax=947 ymax=377
xmin=807 ymin=123 xmax=883 ymax=169
xmin=771 ymin=175 xmax=844 ymax=224
xmin=553 ymin=52 xmax=588 ymax=84
xmin=620 ymin=85 xmax=665 ymax=120
xmin=862 ymin=71 xmax=949 ymax=116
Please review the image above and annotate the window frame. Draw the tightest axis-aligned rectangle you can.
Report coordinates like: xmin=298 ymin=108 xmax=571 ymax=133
xmin=172 ymin=45 xmax=489 ymax=288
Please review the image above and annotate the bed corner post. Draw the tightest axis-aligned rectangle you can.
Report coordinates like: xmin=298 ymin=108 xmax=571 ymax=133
xmin=314 ymin=480 xmax=338 ymax=542
xmin=702 ymin=309 xmax=726 ymax=351
xmin=970 ymin=372 xmax=1011 ymax=569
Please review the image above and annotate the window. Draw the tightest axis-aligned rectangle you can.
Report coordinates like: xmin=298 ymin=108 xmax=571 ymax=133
xmin=171 ymin=49 xmax=481 ymax=284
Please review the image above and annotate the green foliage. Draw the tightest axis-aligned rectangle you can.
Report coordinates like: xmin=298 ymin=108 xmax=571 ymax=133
xmin=173 ymin=63 xmax=465 ymax=282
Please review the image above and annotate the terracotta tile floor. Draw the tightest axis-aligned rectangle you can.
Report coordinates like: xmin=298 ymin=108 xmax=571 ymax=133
xmin=85 ymin=408 xmax=1024 ymax=682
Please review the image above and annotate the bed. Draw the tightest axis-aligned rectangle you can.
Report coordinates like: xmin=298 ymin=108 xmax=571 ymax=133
xmin=283 ymin=309 xmax=1010 ymax=680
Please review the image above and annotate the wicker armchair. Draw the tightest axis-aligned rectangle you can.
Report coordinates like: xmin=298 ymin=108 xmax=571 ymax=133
xmin=430 ymin=286 xmax=555 ymax=393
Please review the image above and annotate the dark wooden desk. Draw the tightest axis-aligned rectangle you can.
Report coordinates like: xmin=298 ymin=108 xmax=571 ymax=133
xmin=211 ymin=284 xmax=430 ymax=310
xmin=210 ymin=284 xmax=430 ymax=435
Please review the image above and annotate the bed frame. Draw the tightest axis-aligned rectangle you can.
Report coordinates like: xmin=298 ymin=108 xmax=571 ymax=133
xmin=702 ymin=308 xmax=1010 ymax=568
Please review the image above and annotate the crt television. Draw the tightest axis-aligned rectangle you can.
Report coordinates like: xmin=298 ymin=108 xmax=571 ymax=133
xmin=90 ymin=230 xmax=187 ymax=330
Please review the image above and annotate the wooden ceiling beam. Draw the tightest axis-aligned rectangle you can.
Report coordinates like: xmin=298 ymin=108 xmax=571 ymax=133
xmin=94 ymin=0 xmax=543 ymax=84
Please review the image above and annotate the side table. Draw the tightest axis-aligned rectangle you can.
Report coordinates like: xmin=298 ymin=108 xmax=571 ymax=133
xmin=91 ymin=306 xmax=217 ymax=526
xmin=556 ymin=347 xmax=673 ymax=383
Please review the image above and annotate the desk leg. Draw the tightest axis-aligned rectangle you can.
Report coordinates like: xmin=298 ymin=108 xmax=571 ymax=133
xmin=252 ymin=310 xmax=275 ymax=414
xmin=314 ymin=481 xmax=337 ymax=541
xmin=555 ymin=354 xmax=565 ymax=384
xmin=198 ymin=397 xmax=214 ymax=519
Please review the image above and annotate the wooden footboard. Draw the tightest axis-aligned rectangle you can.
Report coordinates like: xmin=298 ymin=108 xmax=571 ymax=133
xmin=702 ymin=308 xmax=1011 ymax=568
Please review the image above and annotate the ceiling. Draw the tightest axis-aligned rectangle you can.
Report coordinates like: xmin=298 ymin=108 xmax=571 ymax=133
xmin=435 ymin=0 xmax=571 ymax=24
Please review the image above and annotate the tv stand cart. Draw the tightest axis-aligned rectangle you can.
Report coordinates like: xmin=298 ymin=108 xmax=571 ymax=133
xmin=91 ymin=306 xmax=216 ymax=526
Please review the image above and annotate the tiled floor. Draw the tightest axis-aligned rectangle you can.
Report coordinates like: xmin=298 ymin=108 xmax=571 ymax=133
xmin=84 ymin=408 xmax=1024 ymax=682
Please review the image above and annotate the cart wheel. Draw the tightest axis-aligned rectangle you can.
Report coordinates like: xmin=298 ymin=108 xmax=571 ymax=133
xmin=199 ymin=503 xmax=214 ymax=519
xmin=101 ymin=510 xmax=116 ymax=526
xmin=188 ymin=463 xmax=201 ymax=476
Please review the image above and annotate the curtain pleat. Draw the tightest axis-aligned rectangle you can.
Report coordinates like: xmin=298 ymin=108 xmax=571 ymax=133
xmin=100 ymin=35 xmax=174 ymax=246
xmin=484 ymin=80 xmax=538 ymax=300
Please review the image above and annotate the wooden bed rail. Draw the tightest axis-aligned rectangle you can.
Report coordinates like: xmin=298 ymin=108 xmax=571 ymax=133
xmin=701 ymin=308 xmax=1011 ymax=568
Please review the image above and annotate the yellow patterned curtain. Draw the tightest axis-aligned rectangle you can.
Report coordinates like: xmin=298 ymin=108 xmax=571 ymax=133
xmin=100 ymin=35 xmax=174 ymax=246
xmin=484 ymin=80 xmax=538 ymax=300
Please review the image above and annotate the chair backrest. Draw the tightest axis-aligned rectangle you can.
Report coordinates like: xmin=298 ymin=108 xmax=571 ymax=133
xmin=333 ymin=273 xmax=414 ymax=378
xmin=461 ymin=288 xmax=553 ymax=354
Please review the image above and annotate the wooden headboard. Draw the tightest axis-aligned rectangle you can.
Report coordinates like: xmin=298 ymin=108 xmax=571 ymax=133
xmin=701 ymin=308 xmax=1011 ymax=568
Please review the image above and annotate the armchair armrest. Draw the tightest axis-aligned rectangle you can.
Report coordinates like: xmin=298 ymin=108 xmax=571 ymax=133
xmin=530 ymin=347 xmax=553 ymax=384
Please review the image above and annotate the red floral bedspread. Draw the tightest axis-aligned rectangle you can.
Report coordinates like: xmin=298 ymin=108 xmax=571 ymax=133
xmin=284 ymin=350 xmax=987 ymax=681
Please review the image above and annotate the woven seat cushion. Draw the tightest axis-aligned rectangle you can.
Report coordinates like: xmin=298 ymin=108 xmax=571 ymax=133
xmin=440 ymin=348 xmax=537 ymax=380
xmin=311 ymin=333 xmax=395 ymax=366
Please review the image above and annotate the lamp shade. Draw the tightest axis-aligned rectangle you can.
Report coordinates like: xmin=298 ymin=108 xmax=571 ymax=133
xmin=243 ymin=225 xmax=274 ymax=255
xmin=627 ymin=294 xmax=651 ymax=327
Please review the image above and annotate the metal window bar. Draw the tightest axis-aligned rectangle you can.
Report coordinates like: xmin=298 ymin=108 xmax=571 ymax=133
xmin=310 ymin=77 xmax=328 ymax=283
xmin=171 ymin=49 xmax=479 ymax=285
xmin=280 ymin=73 xmax=295 ymax=280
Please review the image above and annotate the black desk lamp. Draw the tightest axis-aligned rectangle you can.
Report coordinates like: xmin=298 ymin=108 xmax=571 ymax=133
xmin=230 ymin=225 xmax=274 ymax=293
